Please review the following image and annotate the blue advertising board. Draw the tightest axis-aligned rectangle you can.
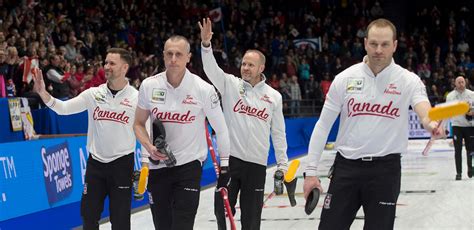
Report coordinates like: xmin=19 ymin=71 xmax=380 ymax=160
xmin=0 ymin=137 xmax=149 ymax=228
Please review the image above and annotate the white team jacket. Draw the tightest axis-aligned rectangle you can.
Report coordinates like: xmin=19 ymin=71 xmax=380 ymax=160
xmin=201 ymin=44 xmax=288 ymax=169
xmin=137 ymin=69 xmax=230 ymax=170
xmin=446 ymin=89 xmax=474 ymax=127
xmin=305 ymin=56 xmax=430 ymax=176
xmin=46 ymin=83 xmax=138 ymax=163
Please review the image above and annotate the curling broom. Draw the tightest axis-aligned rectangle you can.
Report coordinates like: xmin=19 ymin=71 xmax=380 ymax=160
xmin=137 ymin=166 xmax=149 ymax=194
xmin=205 ymin=124 xmax=236 ymax=230
xmin=422 ymin=101 xmax=469 ymax=155
xmin=263 ymin=159 xmax=300 ymax=207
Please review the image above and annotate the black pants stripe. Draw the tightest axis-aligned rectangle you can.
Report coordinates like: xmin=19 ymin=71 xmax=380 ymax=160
xmin=215 ymin=156 xmax=266 ymax=230
xmin=319 ymin=153 xmax=401 ymax=230
xmin=81 ymin=153 xmax=134 ymax=230
xmin=148 ymin=160 xmax=202 ymax=230
xmin=452 ymin=126 xmax=474 ymax=175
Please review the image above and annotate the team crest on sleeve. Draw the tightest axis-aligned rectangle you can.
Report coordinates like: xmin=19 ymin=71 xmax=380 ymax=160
xmin=346 ymin=78 xmax=364 ymax=93
xmin=151 ymin=89 xmax=166 ymax=104
xmin=210 ymin=93 xmax=219 ymax=109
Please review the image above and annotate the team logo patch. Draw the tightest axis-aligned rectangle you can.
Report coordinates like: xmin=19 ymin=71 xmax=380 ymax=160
xmin=346 ymin=78 xmax=364 ymax=93
xmin=323 ymin=193 xmax=332 ymax=209
xmin=93 ymin=91 xmax=106 ymax=103
xmin=152 ymin=89 xmax=166 ymax=103
xmin=238 ymin=80 xmax=246 ymax=97
xmin=210 ymin=93 xmax=219 ymax=109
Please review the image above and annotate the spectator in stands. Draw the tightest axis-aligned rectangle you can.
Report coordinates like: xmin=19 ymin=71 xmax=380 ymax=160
xmin=44 ymin=54 xmax=70 ymax=99
xmin=0 ymin=48 xmax=8 ymax=78
xmin=80 ymin=32 xmax=99 ymax=60
xmin=298 ymin=58 xmax=311 ymax=82
xmin=417 ymin=57 xmax=432 ymax=80
xmin=268 ymin=73 xmax=280 ymax=91
xmin=370 ymin=1 xmax=384 ymax=18
xmin=0 ymin=32 xmax=6 ymax=50
xmin=0 ymin=0 xmax=470 ymax=120
xmin=320 ymin=72 xmax=332 ymax=100
xmin=304 ymin=74 xmax=322 ymax=102
xmin=67 ymin=64 xmax=82 ymax=98
xmin=0 ymin=48 xmax=6 ymax=97
xmin=285 ymin=55 xmax=298 ymax=78
xmin=5 ymin=46 xmax=21 ymax=92
xmin=17 ymin=37 xmax=27 ymax=57
xmin=289 ymin=74 xmax=302 ymax=115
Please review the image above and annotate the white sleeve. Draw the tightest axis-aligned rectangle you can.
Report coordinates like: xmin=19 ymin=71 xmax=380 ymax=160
xmin=410 ymin=73 xmax=430 ymax=107
xmin=201 ymin=44 xmax=228 ymax=95
xmin=304 ymin=106 xmax=340 ymax=176
xmin=270 ymin=94 xmax=288 ymax=172
xmin=304 ymin=76 xmax=343 ymax=176
xmin=46 ymin=69 xmax=66 ymax=83
xmin=45 ymin=89 xmax=88 ymax=115
xmin=204 ymin=87 xmax=230 ymax=167
xmin=137 ymin=80 xmax=150 ymax=110
xmin=140 ymin=118 xmax=152 ymax=163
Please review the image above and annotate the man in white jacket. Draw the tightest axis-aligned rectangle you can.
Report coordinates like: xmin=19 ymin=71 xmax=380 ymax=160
xmin=134 ymin=35 xmax=230 ymax=230
xmin=33 ymin=48 xmax=137 ymax=230
xmin=446 ymin=75 xmax=474 ymax=180
xmin=199 ymin=18 xmax=289 ymax=230
xmin=302 ymin=18 xmax=443 ymax=230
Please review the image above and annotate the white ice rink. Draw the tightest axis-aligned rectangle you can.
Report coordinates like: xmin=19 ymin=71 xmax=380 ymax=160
xmin=102 ymin=139 xmax=474 ymax=229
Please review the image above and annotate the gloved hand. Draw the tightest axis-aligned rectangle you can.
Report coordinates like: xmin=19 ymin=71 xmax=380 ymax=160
xmin=152 ymin=119 xmax=176 ymax=167
xmin=217 ymin=166 xmax=230 ymax=189
xmin=132 ymin=171 xmax=144 ymax=201
xmin=274 ymin=169 xmax=285 ymax=195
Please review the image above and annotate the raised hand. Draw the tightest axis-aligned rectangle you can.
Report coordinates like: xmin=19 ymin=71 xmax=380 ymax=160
xmin=198 ymin=17 xmax=213 ymax=47
xmin=32 ymin=67 xmax=46 ymax=94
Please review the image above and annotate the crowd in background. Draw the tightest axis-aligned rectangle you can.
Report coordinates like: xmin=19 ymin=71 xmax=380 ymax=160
xmin=0 ymin=0 xmax=472 ymax=114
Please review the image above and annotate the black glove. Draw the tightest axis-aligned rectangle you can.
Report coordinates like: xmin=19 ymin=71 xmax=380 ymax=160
xmin=466 ymin=114 xmax=473 ymax=121
xmin=217 ymin=166 xmax=230 ymax=189
xmin=132 ymin=171 xmax=144 ymax=201
xmin=274 ymin=170 xmax=285 ymax=195
xmin=152 ymin=119 xmax=176 ymax=167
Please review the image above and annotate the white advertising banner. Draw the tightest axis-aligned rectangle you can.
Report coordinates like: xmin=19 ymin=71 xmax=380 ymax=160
xmin=408 ymin=109 xmax=452 ymax=139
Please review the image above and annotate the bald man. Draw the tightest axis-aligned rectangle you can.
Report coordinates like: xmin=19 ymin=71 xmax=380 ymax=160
xmin=446 ymin=76 xmax=474 ymax=180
